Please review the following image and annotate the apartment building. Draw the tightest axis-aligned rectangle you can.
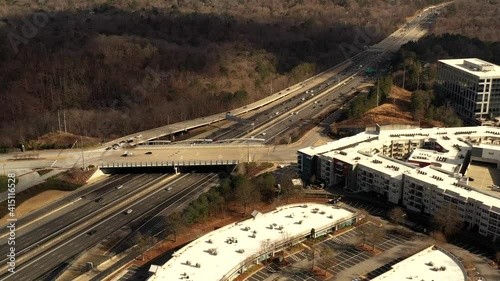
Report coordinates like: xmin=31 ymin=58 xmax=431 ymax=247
xmin=297 ymin=126 xmax=500 ymax=240
xmin=436 ymin=58 xmax=500 ymax=125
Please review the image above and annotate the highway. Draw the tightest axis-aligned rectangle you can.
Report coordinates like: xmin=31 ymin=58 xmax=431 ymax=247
xmin=0 ymin=174 xmax=161 ymax=258
xmin=201 ymin=7 xmax=436 ymax=145
xmin=0 ymin=173 xmax=219 ymax=281
xmin=0 ymin=4 xmax=450 ymax=281
xmin=0 ymin=4 xmax=444 ymax=178
xmin=101 ymin=4 xmax=440 ymax=148
xmin=0 ymin=174 xmax=138 ymax=236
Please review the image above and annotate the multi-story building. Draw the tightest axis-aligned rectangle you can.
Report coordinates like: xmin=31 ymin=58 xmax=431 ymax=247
xmin=436 ymin=58 xmax=500 ymax=125
xmin=297 ymin=126 xmax=500 ymax=240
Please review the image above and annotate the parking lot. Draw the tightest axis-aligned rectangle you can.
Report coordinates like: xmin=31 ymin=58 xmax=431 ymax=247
xmin=449 ymin=238 xmax=500 ymax=276
xmin=339 ymin=199 xmax=386 ymax=217
xmin=318 ymin=225 xmax=410 ymax=276
xmin=246 ymin=223 xmax=411 ymax=281
xmin=339 ymin=198 xmax=428 ymax=233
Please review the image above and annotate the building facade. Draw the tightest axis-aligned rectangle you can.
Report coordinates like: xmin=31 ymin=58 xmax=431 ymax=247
xmin=437 ymin=58 xmax=500 ymax=124
xmin=297 ymin=126 xmax=500 ymax=240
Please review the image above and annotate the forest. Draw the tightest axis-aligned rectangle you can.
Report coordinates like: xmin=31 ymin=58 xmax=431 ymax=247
xmin=393 ymin=32 xmax=500 ymax=127
xmin=0 ymin=0 xmax=448 ymax=147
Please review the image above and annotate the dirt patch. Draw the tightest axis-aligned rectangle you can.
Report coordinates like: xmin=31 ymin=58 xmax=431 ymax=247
xmin=0 ymin=190 xmax=68 ymax=225
xmin=37 ymin=169 xmax=53 ymax=176
xmin=60 ymin=167 xmax=98 ymax=185
xmin=332 ymin=86 xmax=444 ymax=131
xmin=357 ymin=243 xmax=383 ymax=256
xmin=312 ymin=266 xmax=334 ymax=280
xmin=27 ymin=131 xmax=101 ymax=150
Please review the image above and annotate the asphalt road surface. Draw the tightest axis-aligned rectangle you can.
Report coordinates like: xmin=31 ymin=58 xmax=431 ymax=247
xmin=0 ymin=173 xmax=218 ymax=281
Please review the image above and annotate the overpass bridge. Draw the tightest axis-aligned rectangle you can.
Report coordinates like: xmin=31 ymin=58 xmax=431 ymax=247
xmin=99 ymin=160 xmax=239 ymax=175
xmin=107 ymin=57 xmax=358 ymax=147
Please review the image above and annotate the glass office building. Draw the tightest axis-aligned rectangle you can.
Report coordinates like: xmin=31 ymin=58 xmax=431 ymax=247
xmin=437 ymin=58 xmax=500 ymax=125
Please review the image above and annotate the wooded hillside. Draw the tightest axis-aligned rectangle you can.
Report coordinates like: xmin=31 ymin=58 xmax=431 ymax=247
xmin=432 ymin=0 xmax=500 ymax=42
xmin=0 ymin=0 xmax=448 ymax=146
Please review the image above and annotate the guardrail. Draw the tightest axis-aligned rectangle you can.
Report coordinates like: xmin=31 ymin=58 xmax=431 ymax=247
xmin=433 ymin=245 xmax=468 ymax=281
xmin=99 ymin=160 xmax=239 ymax=168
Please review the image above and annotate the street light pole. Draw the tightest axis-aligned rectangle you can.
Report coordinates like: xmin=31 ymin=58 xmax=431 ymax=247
xmin=81 ymin=136 xmax=85 ymax=170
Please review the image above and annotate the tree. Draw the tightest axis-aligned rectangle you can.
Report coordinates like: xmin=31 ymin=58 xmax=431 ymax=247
xmin=357 ymin=223 xmax=370 ymax=245
xmin=134 ymin=232 xmax=148 ymax=260
xmin=257 ymin=173 xmax=276 ymax=203
xmin=388 ymin=207 xmax=406 ymax=229
xmin=318 ymin=246 xmax=334 ymax=276
xmin=165 ymin=212 xmax=185 ymax=242
xmin=206 ymin=188 xmax=225 ymax=217
xmin=233 ymin=175 xmax=258 ymax=215
xmin=280 ymin=179 xmax=299 ymax=203
xmin=431 ymin=203 xmax=464 ymax=238
xmin=429 ymin=231 xmax=447 ymax=245
xmin=356 ymin=208 xmax=370 ymax=225
xmin=367 ymin=224 xmax=386 ymax=251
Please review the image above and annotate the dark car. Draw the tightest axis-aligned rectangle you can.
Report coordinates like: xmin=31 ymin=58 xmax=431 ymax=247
xmin=87 ymin=229 xmax=97 ymax=235
xmin=94 ymin=197 xmax=103 ymax=203
xmin=145 ymin=151 xmax=153 ymax=155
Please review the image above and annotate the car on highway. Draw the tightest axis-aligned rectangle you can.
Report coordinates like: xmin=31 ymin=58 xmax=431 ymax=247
xmin=166 ymin=187 xmax=173 ymax=191
xmin=87 ymin=229 xmax=97 ymax=235
xmin=124 ymin=209 xmax=133 ymax=214
xmin=261 ymin=132 xmax=267 ymax=136
xmin=116 ymin=185 xmax=123 ymax=190
xmin=145 ymin=151 xmax=153 ymax=155
xmin=94 ymin=197 xmax=103 ymax=203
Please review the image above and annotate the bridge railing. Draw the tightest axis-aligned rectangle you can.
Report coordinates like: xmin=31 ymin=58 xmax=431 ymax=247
xmin=99 ymin=160 xmax=239 ymax=168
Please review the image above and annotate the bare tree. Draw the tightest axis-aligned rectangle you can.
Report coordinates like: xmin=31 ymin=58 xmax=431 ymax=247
xmin=134 ymin=233 xmax=148 ymax=261
xmin=367 ymin=224 xmax=386 ymax=251
xmin=431 ymin=203 xmax=464 ymax=238
xmin=388 ymin=207 xmax=406 ymax=229
xmin=429 ymin=231 xmax=447 ymax=245
xmin=356 ymin=208 xmax=370 ymax=224
xmin=318 ymin=246 xmax=334 ymax=276
xmin=357 ymin=223 xmax=370 ymax=245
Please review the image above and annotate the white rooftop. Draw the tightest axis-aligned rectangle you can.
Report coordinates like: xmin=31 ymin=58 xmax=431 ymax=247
xmin=307 ymin=126 xmax=500 ymax=208
xmin=298 ymin=131 xmax=377 ymax=157
xmin=406 ymin=165 xmax=500 ymax=208
xmin=371 ymin=245 xmax=466 ymax=281
xmin=148 ymin=203 xmax=356 ymax=281
xmin=439 ymin=58 xmax=500 ymax=78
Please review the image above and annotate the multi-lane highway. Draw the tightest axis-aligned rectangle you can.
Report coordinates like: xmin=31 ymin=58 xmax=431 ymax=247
xmin=200 ymin=7 xmax=437 ymax=145
xmin=0 ymin=4 xmax=445 ymax=178
xmin=0 ymin=173 xmax=219 ymax=281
